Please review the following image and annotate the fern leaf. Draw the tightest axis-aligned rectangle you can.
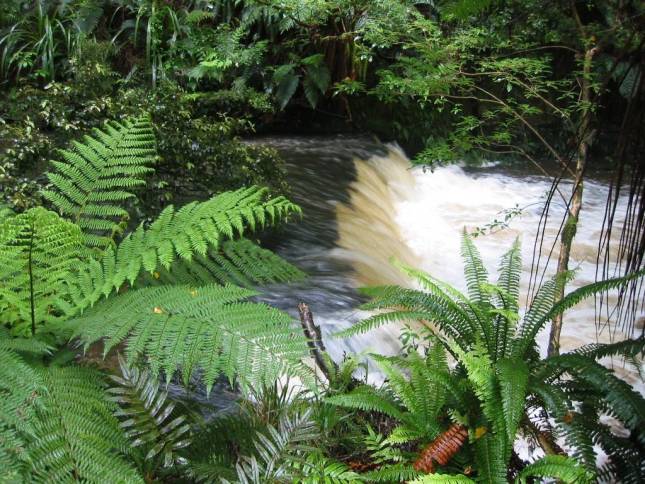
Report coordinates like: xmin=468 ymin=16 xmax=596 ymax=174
xmin=411 ymin=474 xmax=475 ymax=483
xmin=326 ymin=386 xmax=405 ymax=421
xmin=495 ymin=237 xmax=521 ymax=311
xmin=234 ymin=409 xmax=318 ymax=483
xmin=362 ymin=463 xmax=420 ymax=482
xmin=65 ymin=187 xmax=302 ymax=313
xmin=572 ymin=336 xmax=645 ymax=361
xmin=42 ymin=115 xmax=156 ymax=248
xmin=460 ymin=230 xmax=489 ymax=305
xmin=517 ymin=455 xmax=593 ymax=483
xmin=542 ymin=354 xmax=645 ymax=430
xmin=0 ymin=207 xmax=83 ymax=334
xmin=495 ymin=358 xmax=528 ymax=459
xmin=28 ymin=366 xmax=143 ymax=483
xmin=69 ymin=284 xmax=311 ymax=392
xmin=108 ymin=355 xmax=191 ymax=469
xmin=144 ymin=238 xmax=305 ymax=288
xmin=544 ymin=269 xmax=645 ymax=325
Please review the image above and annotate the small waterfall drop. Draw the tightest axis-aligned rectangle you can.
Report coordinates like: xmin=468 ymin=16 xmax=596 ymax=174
xmin=335 ymin=146 xmax=419 ymax=287
xmin=333 ymin=144 xmax=641 ymax=390
xmin=251 ymin=136 xmax=641 ymax=390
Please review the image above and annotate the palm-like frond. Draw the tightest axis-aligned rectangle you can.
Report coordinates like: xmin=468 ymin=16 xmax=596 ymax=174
xmin=70 ymin=284 xmax=311 ymax=391
xmin=411 ymin=474 xmax=474 ymax=483
xmin=0 ymin=207 xmax=83 ymax=335
xmin=63 ymin=186 xmax=302 ymax=314
xmin=517 ymin=455 xmax=593 ymax=483
xmin=28 ymin=366 xmax=143 ymax=483
xmin=326 ymin=385 xmax=405 ymax=421
xmin=108 ymin=355 xmax=191 ymax=470
xmin=233 ymin=409 xmax=319 ymax=484
xmin=145 ymin=238 xmax=305 ymax=288
xmin=42 ymin=115 xmax=156 ymax=249
xmin=460 ymin=229 xmax=489 ymax=304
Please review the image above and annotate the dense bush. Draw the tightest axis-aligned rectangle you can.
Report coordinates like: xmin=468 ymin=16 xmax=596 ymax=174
xmin=0 ymin=53 xmax=286 ymax=213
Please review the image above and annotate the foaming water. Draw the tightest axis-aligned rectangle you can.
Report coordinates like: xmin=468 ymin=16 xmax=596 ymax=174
xmin=335 ymin=146 xmax=419 ymax=287
xmin=250 ymin=136 xmax=641 ymax=388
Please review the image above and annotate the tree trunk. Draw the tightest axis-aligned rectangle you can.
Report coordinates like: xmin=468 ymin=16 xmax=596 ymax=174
xmin=547 ymin=46 xmax=598 ymax=356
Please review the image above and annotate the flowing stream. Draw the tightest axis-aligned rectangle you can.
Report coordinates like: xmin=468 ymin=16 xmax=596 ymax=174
xmin=250 ymin=136 xmax=643 ymax=391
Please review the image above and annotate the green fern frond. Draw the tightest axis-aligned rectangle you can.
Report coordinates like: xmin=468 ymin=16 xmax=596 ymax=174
xmin=326 ymin=385 xmax=405 ymax=421
xmin=28 ymin=366 xmax=143 ymax=483
xmin=495 ymin=358 xmax=528 ymax=457
xmin=0 ymin=207 xmax=83 ymax=335
xmin=363 ymin=463 xmax=420 ymax=482
xmin=42 ymin=115 xmax=156 ymax=248
xmin=64 ymin=187 xmax=302 ymax=313
xmin=473 ymin=431 xmax=507 ymax=484
xmin=511 ymin=275 xmax=561 ymax=359
xmin=145 ymin=238 xmax=305 ymax=288
xmin=410 ymin=473 xmax=475 ymax=483
xmin=517 ymin=455 xmax=593 ymax=483
xmin=70 ymin=284 xmax=311 ymax=392
xmin=339 ymin=287 xmax=475 ymax=344
xmin=543 ymin=269 xmax=645 ymax=326
xmin=460 ymin=230 xmax=489 ymax=304
xmin=108 ymin=355 xmax=191 ymax=470
xmin=294 ymin=453 xmax=364 ymax=483
xmin=495 ymin=237 xmax=521 ymax=310
xmin=233 ymin=409 xmax=318 ymax=483
xmin=542 ymin=354 xmax=645 ymax=431
xmin=572 ymin=336 xmax=645 ymax=361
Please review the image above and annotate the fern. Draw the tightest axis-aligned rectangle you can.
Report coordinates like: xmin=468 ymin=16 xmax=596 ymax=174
xmin=232 ymin=409 xmax=319 ymax=483
xmin=542 ymin=268 xmax=645 ymax=327
xmin=517 ymin=455 xmax=593 ymax=483
xmin=0 ymin=331 xmax=48 ymax=479
xmin=63 ymin=187 xmax=302 ymax=314
xmin=69 ymin=284 xmax=312 ymax=391
xmin=145 ymin=238 xmax=305 ymax=288
xmin=28 ymin=366 xmax=143 ymax=483
xmin=326 ymin=385 xmax=405 ymax=421
xmin=460 ymin=229 xmax=489 ymax=305
xmin=362 ymin=463 xmax=420 ymax=482
xmin=0 ymin=207 xmax=83 ymax=335
xmin=411 ymin=474 xmax=475 ymax=483
xmin=42 ymin=115 xmax=156 ymax=249
xmin=108 ymin=355 xmax=191 ymax=471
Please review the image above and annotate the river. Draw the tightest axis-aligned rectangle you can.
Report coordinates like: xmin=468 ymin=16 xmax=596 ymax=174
xmin=249 ymin=135 xmax=643 ymax=392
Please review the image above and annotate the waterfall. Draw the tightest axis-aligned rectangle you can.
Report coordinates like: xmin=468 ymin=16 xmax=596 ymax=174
xmin=334 ymin=144 xmax=642 ymax=390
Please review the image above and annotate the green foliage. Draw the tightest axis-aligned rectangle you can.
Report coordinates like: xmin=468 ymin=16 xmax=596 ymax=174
xmin=0 ymin=207 xmax=83 ymax=335
xmin=28 ymin=365 xmax=143 ymax=483
xmin=108 ymin=355 xmax=191 ymax=473
xmin=0 ymin=328 xmax=48 ymax=479
xmin=517 ymin=455 xmax=593 ymax=483
xmin=42 ymin=115 xmax=156 ymax=248
xmin=336 ymin=233 xmax=645 ymax=482
xmin=71 ymin=284 xmax=312 ymax=391
xmin=62 ymin=186 xmax=302 ymax=315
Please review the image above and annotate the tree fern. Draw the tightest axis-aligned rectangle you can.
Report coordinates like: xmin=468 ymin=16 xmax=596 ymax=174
xmin=0 ymin=207 xmax=83 ymax=335
xmin=0 ymin=329 xmax=48 ymax=479
xmin=145 ymin=238 xmax=305 ymax=288
xmin=69 ymin=284 xmax=312 ymax=391
xmin=108 ymin=355 xmax=191 ymax=472
xmin=28 ymin=366 xmax=143 ymax=483
xmin=42 ymin=115 xmax=156 ymax=249
xmin=63 ymin=187 xmax=302 ymax=314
